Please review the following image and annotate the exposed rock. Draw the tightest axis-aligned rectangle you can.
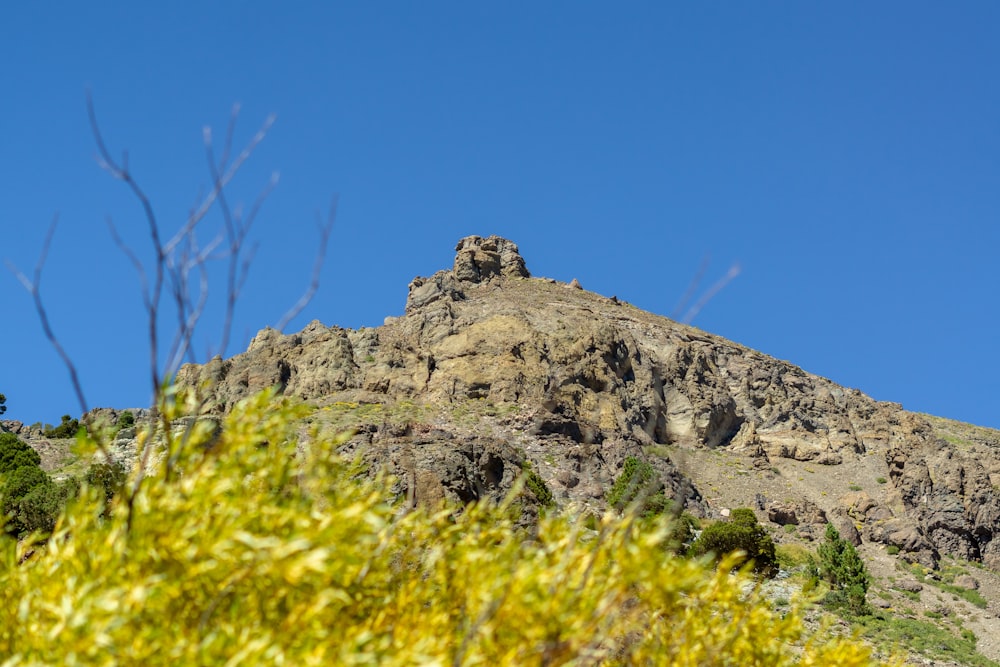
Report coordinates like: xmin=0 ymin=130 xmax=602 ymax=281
xmin=829 ymin=511 xmax=862 ymax=547
xmin=162 ymin=235 xmax=1000 ymax=573
xmin=453 ymin=235 xmax=529 ymax=283
xmin=768 ymin=503 xmax=799 ymax=526
xmin=767 ymin=500 xmax=827 ymax=527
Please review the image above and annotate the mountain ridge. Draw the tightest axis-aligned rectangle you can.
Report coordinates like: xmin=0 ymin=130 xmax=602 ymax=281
xmin=163 ymin=236 xmax=999 ymax=576
xmin=6 ymin=235 xmax=1000 ymax=664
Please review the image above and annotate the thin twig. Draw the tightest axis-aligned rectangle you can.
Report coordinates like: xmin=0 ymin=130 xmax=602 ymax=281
xmin=88 ymin=91 xmax=165 ymax=396
xmin=672 ymin=254 xmax=710 ymax=321
xmin=681 ymin=263 xmax=742 ymax=324
xmin=6 ymin=217 xmax=90 ymax=418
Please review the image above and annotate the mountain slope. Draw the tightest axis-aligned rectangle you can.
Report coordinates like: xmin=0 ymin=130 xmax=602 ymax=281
xmin=174 ymin=235 xmax=1000 ymax=577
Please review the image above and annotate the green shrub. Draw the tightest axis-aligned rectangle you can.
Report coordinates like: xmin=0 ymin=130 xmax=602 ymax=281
xmin=886 ymin=545 xmax=900 ymax=555
xmin=0 ymin=434 xmax=41 ymax=475
xmin=117 ymin=410 xmax=135 ymax=430
xmin=0 ymin=433 xmax=69 ymax=537
xmin=0 ymin=390 xmax=883 ymax=665
xmin=664 ymin=511 xmax=697 ymax=553
xmin=607 ymin=455 xmax=669 ymax=518
xmin=84 ymin=460 xmax=128 ymax=506
xmin=818 ymin=523 xmax=871 ymax=615
xmin=1 ymin=466 xmax=56 ymax=536
xmin=14 ymin=480 xmax=66 ymax=535
xmin=44 ymin=415 xmax=80 ymax=439
xmin=520 ymin=461 xmax=553 ymax=507
xmin=689 ymin=508 xmax=778 ymax=578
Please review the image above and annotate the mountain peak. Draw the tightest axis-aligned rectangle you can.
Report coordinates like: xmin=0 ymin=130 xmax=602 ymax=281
xmin=405 ymin=235 xmax=529 ymax=313
xmin=167 ymin=236 xmax=1000 ymax=581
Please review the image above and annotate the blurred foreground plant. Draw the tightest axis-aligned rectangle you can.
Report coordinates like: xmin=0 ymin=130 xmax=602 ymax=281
xmin=0 ymin=389 xmax=889 ymax=666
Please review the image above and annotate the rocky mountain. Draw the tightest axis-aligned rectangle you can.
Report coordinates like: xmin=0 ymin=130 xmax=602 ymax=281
xmin=9 ymin=234 xmax=1000 ymax=663
xmin=169 ymin=235 xmax=1000 ymax=578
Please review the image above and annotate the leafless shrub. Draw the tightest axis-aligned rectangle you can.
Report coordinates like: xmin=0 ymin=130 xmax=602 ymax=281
xmin=8 ymin=94 xmax=335 ymax=529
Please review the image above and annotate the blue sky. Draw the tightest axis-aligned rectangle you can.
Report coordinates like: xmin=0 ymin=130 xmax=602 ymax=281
xmin=3 ymin=3 xmax=999 ymax=429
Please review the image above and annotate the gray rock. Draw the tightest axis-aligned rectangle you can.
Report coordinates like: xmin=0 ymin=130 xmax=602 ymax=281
xmin=166 ymin=235 xmax=1000 ymax=572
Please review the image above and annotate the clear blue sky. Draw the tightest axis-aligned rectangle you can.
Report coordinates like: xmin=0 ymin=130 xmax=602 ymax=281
xmin=3 ymin=3 xmax=999 ymax=429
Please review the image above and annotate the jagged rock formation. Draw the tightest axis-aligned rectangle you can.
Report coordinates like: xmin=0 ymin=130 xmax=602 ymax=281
xmin=157 ymin=234 xmax=1000 ymax=571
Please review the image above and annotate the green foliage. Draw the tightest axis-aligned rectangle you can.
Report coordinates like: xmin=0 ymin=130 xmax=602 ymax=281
xmin=1 ymin=466 xmax=60 ymax=537
xmin=921 ymin=561 xmax=990 ymax=609
xmin=14 ymin=480 xmax=66 ymax=535
xmin=818 ymin=523 xmax=872 ymax=615
xmin=689 ymin=508 xmax=778 ymax=578
xmin=117 ymin=410 xmax=135 ymax=430
xmin=84 ymin=460 xmax=127 ymax=506
xmin=0 ymin=392 xmax=6 ymax=416
xmin=664 ymin=511 xmax=697 ymax=553
xmin=521 ymin=461 xmax=553 ymax=507
xmin=851 ymin=611 xmax=996 ymax=667
xmin=0 ymin=391 xmax=885 ymax=665
xmin=776 ymin=542 xmax=816 ymax=570
xmin=607 ymin=455 xmax=670 ymax=518
xmin=44 ymin=414 xmax=81 ymax=439
xmin=0 ymin=433 xmax=67 ymax=537
xmin=0 ymin=433 xmax=41 ymax=474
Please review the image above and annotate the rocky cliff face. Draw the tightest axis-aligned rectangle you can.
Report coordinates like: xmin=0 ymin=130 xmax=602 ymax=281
xmin=168 ymin=235 xmax=1000 ymax=571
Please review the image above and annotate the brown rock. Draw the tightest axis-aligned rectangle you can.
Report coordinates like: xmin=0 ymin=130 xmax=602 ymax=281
xmin=167 ymin=236 xmax=1000 ymax=572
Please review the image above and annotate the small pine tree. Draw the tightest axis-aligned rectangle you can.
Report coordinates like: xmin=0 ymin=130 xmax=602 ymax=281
xmin=0 ymin=433 xmax=64 ymax=537
xmin=607 ymin=456 xmax=669 ymax=518
xmin=817 ymin=523 xmax=871 ymax=615
xmin=0 ymin=434 xmax=42 ymax=475
xmin=520 ymin=461 xmax=554 ymax=507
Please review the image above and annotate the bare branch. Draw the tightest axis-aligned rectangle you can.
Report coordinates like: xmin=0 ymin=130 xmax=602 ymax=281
xmin=106 ymin=217 xmax=152 ymax=313
xmin=206 ymin=122 xmax=279 ymax=356
xmin=166 ymin=112 xmax=276 ymax=257
xmin=5 ymin=217 xmax=90 ymax=418
xmin=681 ymin=262 xmax=742 ymax=325
xmin=88 ymin=91 xmax=165 ymax=394
xmin=274 ymin=198 xmax=337 ymax=332
xmin=24 ymin=95 xmax=332 ymax=534
xmin=671 ymin=254 xmax=710 ymax=321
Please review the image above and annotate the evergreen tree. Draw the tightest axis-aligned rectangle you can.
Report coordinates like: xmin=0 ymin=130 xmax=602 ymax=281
xmin=607 ymin=456 xmax=669 ymax=518
xmin=818 ymin=523 xmax=871 ymax=614
xmin=0 ymin=432 xmax=62 ymax=537
xmin=0 ymin=434 xmax=41 ymax=475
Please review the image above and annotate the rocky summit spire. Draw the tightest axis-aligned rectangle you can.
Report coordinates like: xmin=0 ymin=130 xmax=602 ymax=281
xmin=405 ymin=235 xmax=529 ymax=313
xmin=452 ymin=235 xmax=529 ymax=283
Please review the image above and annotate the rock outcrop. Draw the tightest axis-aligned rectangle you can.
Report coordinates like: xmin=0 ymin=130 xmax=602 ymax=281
xmin=159 ymin=235 xmax=1000 ymax=571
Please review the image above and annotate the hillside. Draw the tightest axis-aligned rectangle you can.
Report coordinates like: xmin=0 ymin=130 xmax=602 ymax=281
xmin=6 ymin=234 xmax=1000 ymax=664
xmin=168 ymin=236 xmax=1000 ymax=568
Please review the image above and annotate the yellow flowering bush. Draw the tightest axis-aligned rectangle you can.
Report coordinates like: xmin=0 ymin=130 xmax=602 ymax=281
xmin=0 ymin=391 xmax=888 ymax=665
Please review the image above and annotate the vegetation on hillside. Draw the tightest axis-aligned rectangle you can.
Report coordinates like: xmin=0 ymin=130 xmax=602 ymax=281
xmin=606 ymin=455 xmax=670 ymax=518
xmin=818 ymin=523 xmax=872 ymax=615
xmin=0 ymin=389 xmax=888 ymax=665
xmin=0 ymin=432 xmax=72 ymax=537
xmin=689 ymin=507 xmax=780 ymax=578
